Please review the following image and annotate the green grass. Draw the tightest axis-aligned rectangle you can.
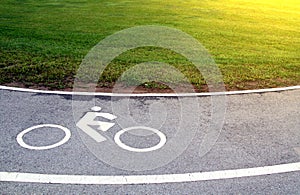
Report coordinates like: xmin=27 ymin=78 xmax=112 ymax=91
xmin=0 ymin=0 xmax=299 ymax=91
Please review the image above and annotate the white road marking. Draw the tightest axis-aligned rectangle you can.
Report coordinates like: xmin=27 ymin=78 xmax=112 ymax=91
xmin=16 ymin=124 xmax=71 ymax=150
xmin=91 ymin=106 xmax=102 ymax=112
xmin=1 ymin=162 xmax=300 ymax=184
xmin=114 ymin=126 xmax=167 ymax=152
xmin=1 ymin=85 xmax=300 ymax=97
xmin=76 ymin=111 xmax=117 ymax=142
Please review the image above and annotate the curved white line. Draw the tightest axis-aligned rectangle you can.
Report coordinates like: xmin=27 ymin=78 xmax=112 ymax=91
xmin=1 ymin=162 xmax=300 ymax=185
xmin=0 ymin=85 xmax=300 ymax=97
xmin=16 ymin=124 xmax=71 ymax=150
xmin=114 ymin=126 xmax=167 ymax=152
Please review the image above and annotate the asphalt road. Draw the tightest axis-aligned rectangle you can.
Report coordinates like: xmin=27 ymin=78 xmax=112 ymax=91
xmin=0 ymin=88 xmax=299 ymax=194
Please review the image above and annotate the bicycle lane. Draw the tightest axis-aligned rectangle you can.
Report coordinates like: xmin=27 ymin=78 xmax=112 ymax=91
xmin=0 ymin=88 xmax=300 ymax=193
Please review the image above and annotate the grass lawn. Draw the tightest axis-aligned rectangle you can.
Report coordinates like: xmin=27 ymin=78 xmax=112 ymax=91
xmin=0 ymin=0 xmax=299 ymax=91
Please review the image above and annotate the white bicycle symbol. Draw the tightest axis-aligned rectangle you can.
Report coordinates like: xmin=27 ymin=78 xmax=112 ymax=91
xmin=16 ymin=106 xmax=167 ymax=152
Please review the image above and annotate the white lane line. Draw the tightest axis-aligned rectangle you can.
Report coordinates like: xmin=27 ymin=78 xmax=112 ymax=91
xmin=1 ymin=162 xmax=300 ymax=185
xmin=0 ymin=85 xmax=300 ymax=97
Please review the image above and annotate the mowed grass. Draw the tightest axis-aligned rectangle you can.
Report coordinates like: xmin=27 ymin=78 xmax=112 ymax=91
xmin=0 ymin=0 xmax=299 ymax=90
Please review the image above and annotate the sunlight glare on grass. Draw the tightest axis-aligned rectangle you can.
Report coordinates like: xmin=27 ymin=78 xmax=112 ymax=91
xmin=0 ymin=0 xmax=299 ymax=91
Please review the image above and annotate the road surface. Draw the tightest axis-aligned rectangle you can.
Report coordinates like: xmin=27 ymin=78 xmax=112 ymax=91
xmin=0 ymin=87 xmax=299 ymax=194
